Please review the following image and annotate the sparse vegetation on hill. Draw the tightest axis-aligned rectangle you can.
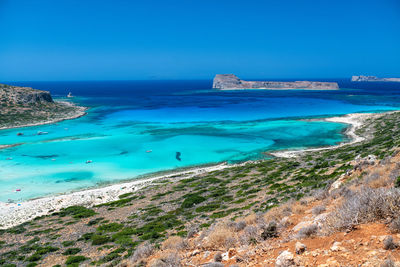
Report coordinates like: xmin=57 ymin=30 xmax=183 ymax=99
xmin=1 ymin=111 xmax=400 ymax=266
xmin=0 ymin=83 xmax=86 ymax=129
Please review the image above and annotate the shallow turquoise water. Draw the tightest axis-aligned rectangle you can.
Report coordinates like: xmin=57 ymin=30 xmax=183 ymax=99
xmin=1 ymin=80 xmax=399 ymax=202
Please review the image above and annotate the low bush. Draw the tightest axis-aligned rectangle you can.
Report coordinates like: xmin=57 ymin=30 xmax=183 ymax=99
xmin=326 ymin=187 xmax=400 ymax=232
xmin=58 ymin=206 xmax=95 ymax=219
xmin=62 ymin=241 xmax=75 ymax=247
xmin=312 ymin=205 xmax=326 ymax=216
xmin=181 ymin=194 xmax=206 ymax=209
xmin=150 ymin=252 xmax=181 ymax=267
xmin=232 ymin=221 xmax=246 ymax=231
xmin=383 ymin=236 xmax=398 ymax=250
xmin=261 ymin=221 xmax=278 ymax=240
xmin=186 ymin=224 xmax=198 ymax=238
xmin=213 ymin=252 xmax=222 ymax=262
xmin=239 ymin=225 xmax=258 ymax=245
xmin=62 ymin=248 xmax=81 ymax=255
xmin=97 ymin=223 xmax=124 ymax=232
xmin=206 ymin=223 xmax=235 ymax=249
xmin=390 ymin=218 xmax=400 ymax=233
xmin=129 ymin=242 xmax=153 ymax=263
xmin=161 ymin=236 xmax=187 ymax=250
xmin=295 ymin=224 xmax=318 ymax=239
xmin=65 ymin=255 xmax=87 ymax=265
xmin=91 ymin=234 xmax=110 ymax=245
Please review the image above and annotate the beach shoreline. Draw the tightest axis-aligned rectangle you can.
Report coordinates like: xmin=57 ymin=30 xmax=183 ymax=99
xmin=0 ymin=163 xmax=233 ymax=229
xmin=0 ymin=111 xmax=389 ymax=229
xmin=269 ymin=112 xmax=387 ymax=158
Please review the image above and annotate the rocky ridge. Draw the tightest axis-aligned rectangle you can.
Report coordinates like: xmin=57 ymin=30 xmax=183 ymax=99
xmin=0 ymin=84 xmax=54 ymax=106
xmin=213 ymin=74 xmax=339 ymax=90
xmin=351 ymin=75 xmax=400 ymax=82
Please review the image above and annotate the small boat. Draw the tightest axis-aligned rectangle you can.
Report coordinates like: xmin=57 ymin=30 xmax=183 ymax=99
xmin=86 ymin=160 xmax=93 ymax=164
xmin=17 ymin=132 xmax=23 ymax=136
xmin=51 ymin=159 xmax=56 ymax=161
xmin=146 ymin=150 xmax=152 ymax=153
xmin=6 ymin=157 xmax=12 ymax=160
xmin=67 ymin=92 xmax=74 ymax=98
xmin=16 ymin=189 xmax=21 ymax=192
xmin=37 ymin=131 xmax=48 ymax=135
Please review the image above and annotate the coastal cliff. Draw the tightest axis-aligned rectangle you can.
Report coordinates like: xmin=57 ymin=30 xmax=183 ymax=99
xmin=351 ymin=75 xmax=400 ymax=82
xmin=0 ymin=83 xmax=86 ymax=129
xmin=0 ymin=84 xmax=54 ymax=105
xmin=213 ymin=74 xmax=339 ymax=90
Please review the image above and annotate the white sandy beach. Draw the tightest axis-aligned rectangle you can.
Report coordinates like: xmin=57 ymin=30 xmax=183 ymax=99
xmin=0 ymin=111 xmax=386 ymax=229
xmin=0 ymin=163 xmax=231 ymax=229
xmin=270 ymin=112 xmax=383 ymax=158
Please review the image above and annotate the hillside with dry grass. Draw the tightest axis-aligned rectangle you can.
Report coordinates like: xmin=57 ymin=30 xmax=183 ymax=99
xmin=1 ymin=111 xmax=400 ymax=266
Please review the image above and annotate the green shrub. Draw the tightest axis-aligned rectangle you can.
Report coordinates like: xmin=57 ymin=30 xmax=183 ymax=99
xmin=395 ymin=176 xmax=400 ymax=188
xmin=27 ymin=253 xmax=41 ymax=262
xmin=65 ymin=255 xmax=87 ymax=265
xmin=195 ymin=203 xmax=220 ymax=213
xmin=97 ymin=223 xmax=124 ymax=232
xmin=62 ymin=248 xmax=81 ymax=255
xmin=91 ymin=234 xmax=110 ymax=245
xmin=62 ymin=241 xmax=75 ymax=247
xmin=87 ymin=217 xmax=104 ymax=226
xmin=181 ymin=194 xmax=206 ymax=208
xmin=58 ymin=206 xmax=95 ymax=219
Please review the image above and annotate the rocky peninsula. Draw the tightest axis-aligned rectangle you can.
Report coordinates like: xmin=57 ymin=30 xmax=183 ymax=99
xmin=213 ymin=74 xmax=339 ymax=90
xmin=351 ymin=75 xmax=400 ymax=82
xmin=0 ymin=83 xmax=86 ymax=129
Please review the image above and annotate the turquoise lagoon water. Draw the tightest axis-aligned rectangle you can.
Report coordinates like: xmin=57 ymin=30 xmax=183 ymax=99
xmin=1 ymin=80 xmax=399 ymax=201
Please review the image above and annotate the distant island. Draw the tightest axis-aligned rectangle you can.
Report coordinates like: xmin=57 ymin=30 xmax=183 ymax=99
xmin=0 ymin=83 xmax=86 ymax=129
xmin=213 ymin=74 xmax=339 ymax=90
xmin=351 ymin=75 xmax=400 ymax=82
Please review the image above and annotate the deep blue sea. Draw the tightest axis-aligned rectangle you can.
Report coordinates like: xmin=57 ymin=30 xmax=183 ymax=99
xmin=1 ymin=79 xmax=400 ymax=201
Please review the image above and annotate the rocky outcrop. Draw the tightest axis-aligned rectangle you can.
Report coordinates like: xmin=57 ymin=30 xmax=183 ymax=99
xmin=213 ymin=74 xmax=339 ymax=90
xmin=351 ymin=75 xmax=400 ymax=82
xmin=0 ymin=84 xmax=53 ymax=106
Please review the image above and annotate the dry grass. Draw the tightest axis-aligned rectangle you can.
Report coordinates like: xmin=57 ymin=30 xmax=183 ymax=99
xmin=264 ymin=202 xmax=293 ymax=222
xmin=204 ymin=223 xmax=236 ymax=249
xmin=325 ymin=186 xmax=400 ymax=232
xmin=125 ymin=241 xmax=154 ymax=265
xmin=366 ymin=170 xmax=392 ymax=188
xmin=161 ymin=236 xmax=187 ymax=251
xmin=244 ymin=213 xmax=257 ymax=225
xmin=149 ymin=251 xmax=182 ymax=267
xmin=292 ymin=201 xmax=307 ymax=215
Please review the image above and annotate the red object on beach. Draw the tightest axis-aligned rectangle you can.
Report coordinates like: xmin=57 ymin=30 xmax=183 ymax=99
xmin=16 ymin=189 xmax=21 ymax=192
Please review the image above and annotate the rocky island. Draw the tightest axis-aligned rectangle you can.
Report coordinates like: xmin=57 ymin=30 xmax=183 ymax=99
xmin=351 ymin=75 xmax=400 ymax=82
xmin=0 ymin=83 xmax=86 ymax=129
xmin=213 ymin=74 xmax=339 ymax=90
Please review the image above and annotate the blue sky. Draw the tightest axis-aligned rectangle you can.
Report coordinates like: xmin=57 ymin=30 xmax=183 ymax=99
xmin=0 ymin=0 xmax=399 ymax=81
